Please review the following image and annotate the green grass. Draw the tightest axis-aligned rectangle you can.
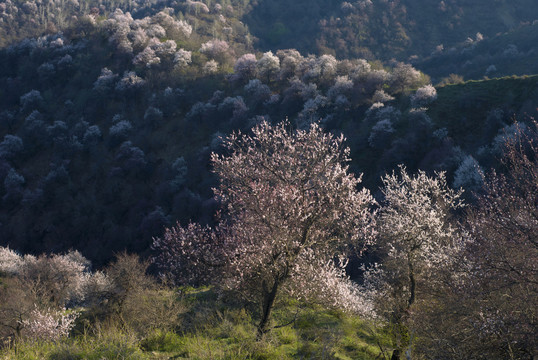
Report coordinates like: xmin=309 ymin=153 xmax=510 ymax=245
xmin=1 ymin=289 xmax=391 ymax=360
xmin=1 ymin=327 xmax=147 ymax=360
xmin=428 ymin=74 xmax=538 ymax=150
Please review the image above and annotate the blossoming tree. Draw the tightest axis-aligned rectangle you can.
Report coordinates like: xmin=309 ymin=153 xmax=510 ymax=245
xmin=364 ymin=166 xmax=465 ymax=359
xmin=154 ymin=121 xmax=376 ymax=337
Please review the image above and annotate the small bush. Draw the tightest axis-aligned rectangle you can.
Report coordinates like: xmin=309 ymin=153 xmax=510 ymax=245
xmin=140 ymin=329 xmax=182 ymax=352
xmin=1 ymin=326 xmax=146 ymax=360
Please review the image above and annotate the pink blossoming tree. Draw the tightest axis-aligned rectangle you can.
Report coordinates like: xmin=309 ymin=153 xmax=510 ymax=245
xmin=154 ymin=121 xmax=376 ymax=337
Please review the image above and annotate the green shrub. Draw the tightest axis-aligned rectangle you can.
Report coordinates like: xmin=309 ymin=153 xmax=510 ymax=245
xmin=1 ymin=325 xmax=147 ymax=360
xmin=140 ymin=329 xmax=182 ymax=352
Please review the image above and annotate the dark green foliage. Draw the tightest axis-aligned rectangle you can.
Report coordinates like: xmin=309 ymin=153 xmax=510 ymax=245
xmin=428 ymin=75 xmax=538 ymax=149
xmin=245 ymin=0 xmax=538 ymax=63
xmin=418 ymin=23 xmax=538 ymax=82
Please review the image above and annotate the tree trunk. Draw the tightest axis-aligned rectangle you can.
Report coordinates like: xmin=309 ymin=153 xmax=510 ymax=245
xmin=257 ymin=278 xmax=280 ymax=339
xmin=408 ymin=259 xmax=416 ymax=308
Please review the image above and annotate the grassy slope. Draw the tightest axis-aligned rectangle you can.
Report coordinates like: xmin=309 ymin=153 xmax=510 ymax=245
xmin=428 ymin=75 xmax=538 ymax=150
xmin=416 ymin=23 xmax=538 ymax=81
xmin=1 ymin=288 xmax=391 ymax=359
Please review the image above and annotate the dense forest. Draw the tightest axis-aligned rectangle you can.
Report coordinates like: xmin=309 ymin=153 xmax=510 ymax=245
xmin=0 ymin=0 xmax=536 ymax=359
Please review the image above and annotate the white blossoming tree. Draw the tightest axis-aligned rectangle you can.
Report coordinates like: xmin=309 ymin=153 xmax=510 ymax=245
xmin=410 ymin=84 xmax=437 ymax=108
xmin=365 ymin=166 xmax=465 ymax=359
xmin=22 ymin=307 xmax=79 ymax=342
xmin=233 ymin=53 xmax=257 ymax=82
xmin=154 ymin=121 xmax=376 ymax=337
xmin=256 ymin=51 xmax=280 ymax=83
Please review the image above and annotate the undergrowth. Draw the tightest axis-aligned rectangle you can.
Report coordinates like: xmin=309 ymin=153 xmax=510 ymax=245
xmin=0 ymin=288 xmax=390 ymax=359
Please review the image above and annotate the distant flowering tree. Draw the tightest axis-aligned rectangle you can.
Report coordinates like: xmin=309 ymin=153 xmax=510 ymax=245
xmin=372 ymin=89 xmax=395 ymax=104
xmin=185 ymin=0 xmax=210 ymax=14
xmin=129 ymin=28 xmax=150 ymax=52
xmin=3 ymin=168 xmax=25 ymax=203
xmin=169 ymin=156 xmax=188 ymax=190
xmin=109 ymin=120 xmax=132 ymax=146
xmin=317 ymin=54 xmax=338 ymax=82
xmin=358 ymin=69 xmax=390 ymax=100
xmin=185 ymin=101 xmax=216 ymax=122
xmin=57 ymin=55 xmax=73 ymax=69
xmin=453 ymin=155 xmax=484 ymax=191
xmin=151 ymin=11 xmax=192 ymax=38
xmin=282 ymin=78 xmax=319 ymax=108
xmin=485 ymin=64 xmax=497 ymax=76
xmin=233 ymin=53 xmax=257 ymax=82
xmin=0 ymin=135 xmax=23 ymax=159
xmin=144 ymin=106 xmax=163 ymax=128
xmin=83 ymin=125 xmax=102 ymax=146
xmin=0 ymin=247 xmax=23 ymax=275
xmin=350 ymin=59 xmax=372 ymax=80
xmin=300 ymin=54 xmax=337 ymax=84
xmin=151 ymin=39 xmax=177 ymax=59
xmin=410 ymin=84 xmax=437 ymax=108
xmin=390 ymin=63 xmax=424 ymax=93
xmin=368 ymin=119 xmax=395 ymax=149
xmin=115 ymin=141 xmax=147 ymax=174
xmin=327 ymin=75 xmax=353 ymax=101
xmin=37 ymin=62 xmax=55 ymax=80
xmin=256 ymin=51 xmax=280 ymax=82
xmin=341 ymin=1 xmax=354 ymax=12
xmin=200 ymin=39 xmax=229 ymax=60
xmin=202 ymin=60 xmax=219 ymax=75
xmin=173 ymin=49 xmax=192 ymax=69
xmin=173 ymin=20 xmax=192 ymax=38
xmin=276 ymin=49 xmax=303 ymax=80
xmin=244 ymin=79 xmax=272 ymax=105
xmin=133 ymin=46 xmax=160 ymax=68
xmin=154 ymin=121 xmax=376 ymax=337
xmin=298 ymin=95 xmax=328 ymax=126
xmin=146 ymin=24 xmax=166 ymax=38
xmin=218 ymin=96 xmax=248 ymax=122
xmin=365 ymin=103 xmax=401 ymax=123
xmin=115 ymin=71 xmax=146 ymax=93
xmin=93 ymin=68 xmax=118 ymax=93
xmin=19 ymin=89 xmax=43 ymax=111
xmin=47 ymin=121 xmax=68 ymax=142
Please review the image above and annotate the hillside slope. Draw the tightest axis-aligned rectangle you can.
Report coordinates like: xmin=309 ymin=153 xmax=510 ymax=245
xmin=245 ymin=0 xmax=538 ymax=62
xmin=0 ymin=0 xmax=537 ymax=263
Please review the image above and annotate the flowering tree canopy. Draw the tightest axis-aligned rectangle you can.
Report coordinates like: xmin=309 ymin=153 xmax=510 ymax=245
xmin=410 ymin=84 xmax=437 ymax=108
xmin=462 ymin=124 xmax=538 ymax=356
xmin=154 ymin=121 xmax=376 ymax=336
xmin=364 ymin=166 xmax=465 ymax=359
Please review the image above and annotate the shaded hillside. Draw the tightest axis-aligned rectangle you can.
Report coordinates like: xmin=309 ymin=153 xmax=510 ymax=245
xmin=0 ymin=9 xmax=431 ymax=263
xmin=0 ymin=17 xmax=535 ymax=263
xmin=416 ymin=22 xmax=538 ymax=82
xmin=245 ymin=0 xmax=538 ymax=61
xmin=429 ymin=75 xmax=538 ymax=147
xmin=0 ymin=0 xmax=254 ymax=48
xmin=346 ymin=75 xmax=538 ymax=193
xmin=0 ymin=0 xmax=537 ymax=265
